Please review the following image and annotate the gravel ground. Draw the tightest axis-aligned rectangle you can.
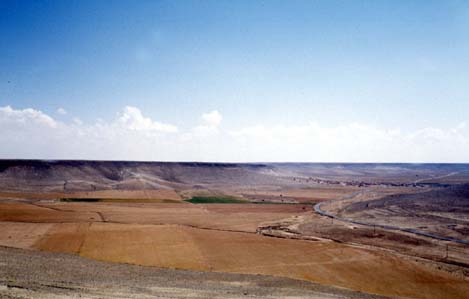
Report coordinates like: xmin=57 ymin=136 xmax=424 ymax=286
xmin=0 ymin=246 xmax=388 ymax=299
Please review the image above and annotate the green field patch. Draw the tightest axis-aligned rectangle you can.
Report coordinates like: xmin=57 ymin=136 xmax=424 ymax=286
xmin=252 ymin=201 xmax=305 ymax=205
xmin=185 ymin=196 xmax=248 ymax=204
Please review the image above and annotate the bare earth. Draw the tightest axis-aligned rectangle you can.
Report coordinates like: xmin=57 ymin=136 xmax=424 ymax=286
xmin=1 ymin=161 xmax=469 ymax=298
xmin=0 ymin=246 xmax=385 ymax=299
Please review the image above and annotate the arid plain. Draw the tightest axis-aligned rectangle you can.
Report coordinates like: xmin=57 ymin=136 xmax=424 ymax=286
xmin=1 ymin=161 xmax=469 ymax=298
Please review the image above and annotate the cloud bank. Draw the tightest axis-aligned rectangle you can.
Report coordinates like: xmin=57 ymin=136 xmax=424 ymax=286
xmin=0 ymin=105 xmax=468 ymax=162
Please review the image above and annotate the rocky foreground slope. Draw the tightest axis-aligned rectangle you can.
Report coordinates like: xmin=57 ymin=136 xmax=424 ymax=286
xmin=0 ymin=246 xmax=385 ymax=299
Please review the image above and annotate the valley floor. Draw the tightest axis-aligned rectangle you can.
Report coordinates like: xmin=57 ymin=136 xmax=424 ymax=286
xmin=1 ymin=199 xmax=469 ymax=299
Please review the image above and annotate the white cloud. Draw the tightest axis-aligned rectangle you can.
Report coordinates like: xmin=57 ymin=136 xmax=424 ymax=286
xmin=0 ymin=105 xmax=468 ymax=162
xmin=191 ymin=124 xmax=220 ymax=137
xmin=117 ymin=106 xmax=178 ymax=133
xmin=0 ymin=105 xmax=57 ymax=128
xmin=201 ymin=110 xmax=222 ymax=127
xmin=228 ymin=123 xmax=469 ymax=162
xmin=56 ymin=107 xmax=67 ymax=115
xmin=189 ymin=110 xmax=223 ymax=137
xmin=72 ymin=117 xmax=83 ymax=125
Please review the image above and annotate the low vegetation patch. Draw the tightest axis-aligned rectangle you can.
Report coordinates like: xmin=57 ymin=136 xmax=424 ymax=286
xmin=60 ymin=198 xmax=181 ymax=203
xmin=60 ymin=198 xmax=100 ymax=202
xmin=185 ymin=196 xmax=248 ymax=204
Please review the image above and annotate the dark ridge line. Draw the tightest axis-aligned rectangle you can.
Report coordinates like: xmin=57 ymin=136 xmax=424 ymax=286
xmin=0 ymin=159 xmax=269 ymax=168
xmin=1 ymin=158 xmax=469 ymax=166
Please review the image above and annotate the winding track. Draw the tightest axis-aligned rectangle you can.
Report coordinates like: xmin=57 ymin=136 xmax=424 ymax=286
xmin=313 ymin=199 xmax=469 ymax=246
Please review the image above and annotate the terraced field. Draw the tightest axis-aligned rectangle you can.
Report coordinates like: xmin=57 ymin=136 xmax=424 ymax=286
xmin=1 ymin=199 xmax=469 ymax=299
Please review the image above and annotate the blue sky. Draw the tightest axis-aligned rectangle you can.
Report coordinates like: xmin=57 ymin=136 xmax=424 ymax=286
xmin=1 ymin=0 xmax=469 ymax=161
